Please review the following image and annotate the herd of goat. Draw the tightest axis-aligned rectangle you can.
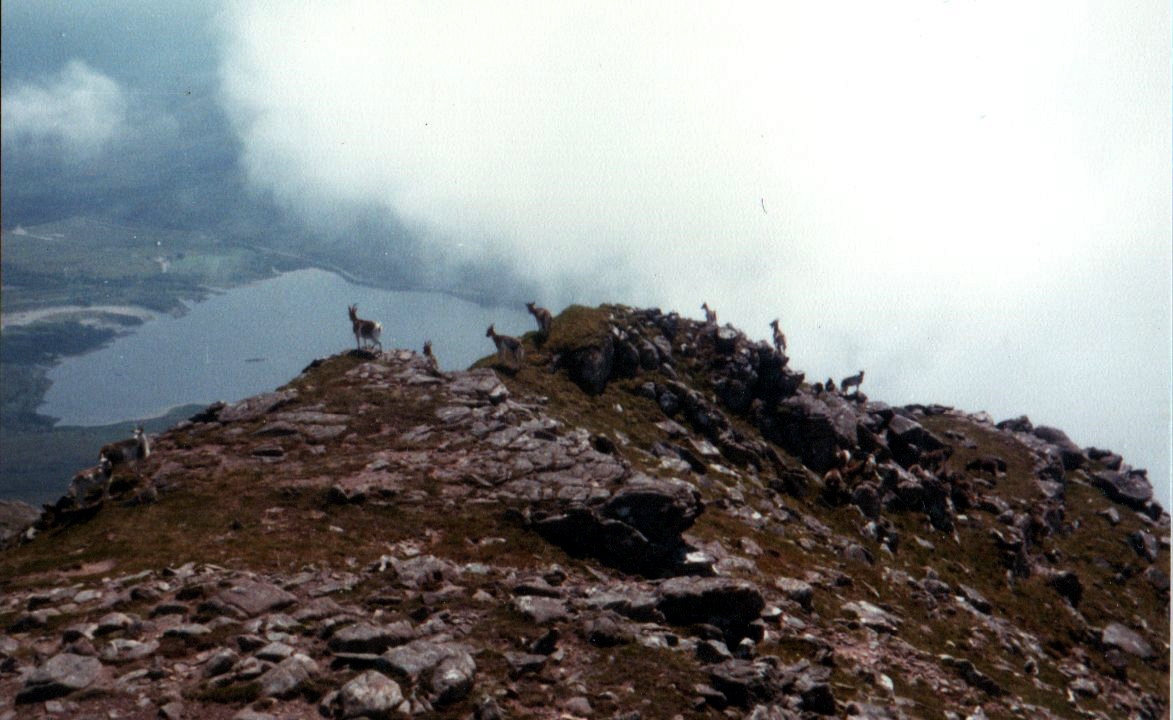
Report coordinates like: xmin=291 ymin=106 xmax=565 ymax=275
xmin=69 ymin=301 xmax=865 ymax=510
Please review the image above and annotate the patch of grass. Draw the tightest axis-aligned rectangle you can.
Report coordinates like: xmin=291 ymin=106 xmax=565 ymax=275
xmin=544 ymin=304 xmax=614 ymax=355
xmin=187 ymin=681 xmax=261 ymax=704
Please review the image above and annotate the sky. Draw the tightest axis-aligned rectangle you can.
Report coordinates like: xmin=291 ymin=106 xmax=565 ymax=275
xmin=2 ymin=1 xmax=1170 ymax=504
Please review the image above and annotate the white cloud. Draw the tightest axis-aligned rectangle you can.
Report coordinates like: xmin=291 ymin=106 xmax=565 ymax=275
xmin=2 ymin=60 xmax=127 ymax=159
xmin=217 ymin=1 xmax=1171 ymax=499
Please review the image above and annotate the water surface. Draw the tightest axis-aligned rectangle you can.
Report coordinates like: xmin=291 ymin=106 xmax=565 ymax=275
xmin=41 ymin=269 xmax=532 ymax=425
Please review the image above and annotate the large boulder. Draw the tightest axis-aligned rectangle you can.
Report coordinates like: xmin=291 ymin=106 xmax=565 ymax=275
xmin=1101 ymin=623 xmax=1154 ymax=659
xmin=0 ymin=500 xmax=39 ymax=545
xmin=766 ymin=394 xmax=859 ymax=472
xmin=885 ymin=414 xmax=947 ymax=468
xmin=533 ymin=474 xmax=703 ymax=575
xmin=1091 ymin=470 xmax=1153 ymax=510
xmin=558 ymin=336 xmax=615 ymax=395
xmin=337 ymin=670 xmax=404 ymax=719
xmin=16 ymin=653 xmax=104 ymax=703
xmin=655 ymin=577 xmax=765 ymax=635
xmin=1032 ymin=426 xmax=1087 ymax=470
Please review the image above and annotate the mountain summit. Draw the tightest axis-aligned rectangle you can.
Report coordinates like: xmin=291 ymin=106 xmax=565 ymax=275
xmin=2 ymin=304 xmax=1168 ymax=718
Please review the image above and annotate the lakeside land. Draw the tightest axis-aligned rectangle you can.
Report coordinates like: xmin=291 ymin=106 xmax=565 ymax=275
xmin=0 ymin=217 xmax=314 ymax=505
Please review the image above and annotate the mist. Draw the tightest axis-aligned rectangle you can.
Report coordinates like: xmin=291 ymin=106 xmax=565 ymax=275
xmin=2 ymin=1 xmax=1169 ymax=502
xmin=217 ymin=2 xmax=1171 ymax=500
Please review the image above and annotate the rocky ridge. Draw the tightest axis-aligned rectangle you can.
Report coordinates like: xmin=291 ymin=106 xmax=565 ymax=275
xmin=0 ymin=304 xmax=1168 ymax=719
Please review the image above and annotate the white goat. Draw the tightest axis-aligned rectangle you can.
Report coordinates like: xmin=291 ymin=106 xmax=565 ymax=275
xmin=348 ymin=304 xmax=383 ymax=351
xmin=99 ymin=426 xmax=150 ymax=475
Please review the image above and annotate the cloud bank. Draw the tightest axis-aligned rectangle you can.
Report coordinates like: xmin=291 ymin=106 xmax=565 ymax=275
xmin=2 ymin=60 xmax=127 ymax=159
xmin=228 ymin=1 xmax=1166 ymax=500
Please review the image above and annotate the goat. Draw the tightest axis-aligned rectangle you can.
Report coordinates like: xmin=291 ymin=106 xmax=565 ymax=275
xmin=347 ymin=304 xmax=383 ymax=351
xmin=841 ymin=370 xmax=865 ymax=395
xmin=486 ymin=324 xmax=524 ymax=368
xmin=526 ymin=302 xmax=553 ymax=339
xmin=769 ymin=318 xmax=787 ymax=353
xmin=423 ymin=340 xmax=441 ymax=375
xmin=99 ymin=426 xmax=150 ymax=477
xmin=701 ymin=302 xmax=717 ymax=325
xmin=825 ymin=378 xmax=837 ymax=393
xmin=67 ymin=461 xmax=113 ymax=507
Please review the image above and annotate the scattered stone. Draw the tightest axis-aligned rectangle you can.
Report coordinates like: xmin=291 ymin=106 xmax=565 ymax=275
xmin=957 ymin=584 xmax=992 ymax=614
xmin=841 ymin=601 xmax=901 ymax=633
xmin=16 ymin=653 xmax=103 ymax=703
xmin=656 ymin=577 xmax=764 ymax=631
xmin=215 ymin=580 xmax=297 ymax=618
xmin=512 ymin=595 xmax=569 ymax=624
xmin=258 ymin=653 xmax=318 ymax=699
xmin=337 ymin=670 xmax=404 ymax=719
xmin=1101 ymin=622 xmax=1154 ymax=659
xmin=1091 ymin=470 xmax=1153 ymax=509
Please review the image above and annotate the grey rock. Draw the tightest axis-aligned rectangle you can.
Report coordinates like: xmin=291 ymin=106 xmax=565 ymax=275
xmin=217 ymin=390 xmax=298 ymax=423
xmin=708 ymin=659 xmax=779 ymax=708
xmin=1128 ymin=530 xmax=1158 ymax=562
xmin=256 ymin=641 xmax=296 ymax=662
xmin=841 ymin=601 xmax=901 ymax=633
xmin=1068 ymin=677 xmax=1100 ymax=697
xmin=1032 ymin=426 xmax=1087 ymax=469
xmin=258 ymin=653 xmax=318 ymax=699
xmin=204 ymin=648 xmax=239 ymax=678
xmin=163 ymin=623 xmax=211 ymax=639
xmin=602 ymin=475 xmax=703 ymax=544
xmin=338 ymin=670 xmax=404 ymax=719
xmin=1101 ymin=622 xmax=1154 ymax=659
xmin=957 ymin=584 xmax=992 ymax=614
xmin=94 ymin=612 xmax=135 ymax=636
xmin=0 ymin=500 xmax=40 ymax=545
xmin=378 ymin=640 xmax=470 ymax=682
xmin=100 ymin=638 xmax=159 ymax=662
xmin=774 ymin=577 xmax=814 ymax=611
xmin=215 ymin=580 xmax=297 ymax=618
xmin=429 ymin=650 xmax=476 ymax=704
xmin=504 ymin=651 xmax=547 ymax=676
xmin=696 ymin=639 xmax=733 ymax=664
xmin=16 ymin=653 xmax=103 ymax=703
xmin=938 ymin=654 xmax=1004 ymax=696
xmin=329 ymin=621 xmax=415 ymax=654
xmin=512 ymin=595 xmax=569 ymax=624
xmin=656 ymin=577 xmax=765 ymax=630
xmin=1091 ymin=470 xmax=1153 ymax=509
xmin=583 ymin=613 xmax=636 ymax=646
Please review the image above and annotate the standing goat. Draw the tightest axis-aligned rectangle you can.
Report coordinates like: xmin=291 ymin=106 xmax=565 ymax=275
xmin=486 ymin=324 xmax=524 ymax=368
xmin=841 ymin=370 xmax=865 ymax=395
xmin=526 ymin=302 xmax=553 ymax=339
xmin=99 ymin=426 xmax=150 ymax=477
xmin=423 ymin=340 xmax=441 ymax=376
xmin=701 ymin=302 xmax=717 ymax=325
xmin=769 ymin=318 xmax=787 ymax=353
xmin=347 ymin=304 xmax=383 ymax=351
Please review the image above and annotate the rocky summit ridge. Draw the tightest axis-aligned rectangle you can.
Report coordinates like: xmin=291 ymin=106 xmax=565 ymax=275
xmin=0 ymin=303 xmax=1168 ymax=720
